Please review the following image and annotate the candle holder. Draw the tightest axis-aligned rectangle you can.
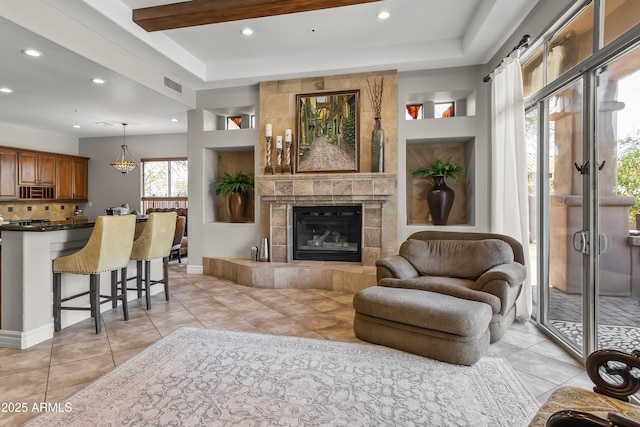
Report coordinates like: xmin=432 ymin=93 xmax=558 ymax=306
xmin=283 ymin=140 xmax=292 ymax=173
xmin=264 ymin=136 xmax=273 ymax=174
xmin=275 ymin=147 xmax=283 ymax=174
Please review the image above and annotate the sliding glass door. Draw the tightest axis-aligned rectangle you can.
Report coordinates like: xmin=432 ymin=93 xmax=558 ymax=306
xmin=594 ymin=46 xmax=640 ymax=354
xmin=535 ymin=45 xmax=640 ymax=360
xmin=524 ymin=0 xmax=640 ymax=361
xmin=543 ymin=78 xmax=587 ymax=355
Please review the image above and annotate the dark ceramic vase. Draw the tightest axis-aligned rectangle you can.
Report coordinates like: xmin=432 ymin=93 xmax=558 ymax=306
xmin=228 ymin=192 xmax=248 ymax=223
xmin=427 ymin=175 xmax=454 ymax=225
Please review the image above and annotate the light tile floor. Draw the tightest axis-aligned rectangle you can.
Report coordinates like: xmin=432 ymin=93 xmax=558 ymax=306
xmin=0 ymin=261 xmax=592 ymax=426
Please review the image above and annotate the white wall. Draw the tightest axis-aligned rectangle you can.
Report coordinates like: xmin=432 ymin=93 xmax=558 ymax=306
xmin=188 ymin=86 xmax=260 ymax=273
xmin=397 ymin=66 xmax=491 ymax=244
xmin=79 ymin=133 xmax=187 ymax=218
xmin=0 ymin=121 xmax=78 ymax=154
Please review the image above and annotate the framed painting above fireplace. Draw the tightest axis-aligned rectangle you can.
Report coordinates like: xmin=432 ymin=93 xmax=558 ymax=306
xmin=295 ymin=90 xmax=360 ymax=173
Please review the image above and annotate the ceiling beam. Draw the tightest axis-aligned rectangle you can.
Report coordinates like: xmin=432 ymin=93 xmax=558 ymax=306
xmin=133 ymin=0 xmax=382 ymax=32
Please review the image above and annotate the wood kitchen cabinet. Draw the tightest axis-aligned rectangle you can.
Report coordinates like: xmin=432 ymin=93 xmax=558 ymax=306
xmin=0 ymin=148 xmax=18 ymax=200
xmin=18 ymin=151 xmax=56 ymax=186
xmin=56 ymin=156 xmax=89 ymax=201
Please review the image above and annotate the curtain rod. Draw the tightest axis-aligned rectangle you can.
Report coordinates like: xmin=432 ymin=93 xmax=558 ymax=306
xmin=483 ymin=34 xmax=531 ymax=82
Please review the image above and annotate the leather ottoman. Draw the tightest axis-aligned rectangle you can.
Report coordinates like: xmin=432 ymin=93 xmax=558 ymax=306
xmin=353 ymin=286 xmax=493 ymax=365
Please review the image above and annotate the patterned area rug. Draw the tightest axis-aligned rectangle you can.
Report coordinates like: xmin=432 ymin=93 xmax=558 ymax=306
xmin=550 ymin=321 xmax=640 ymax=353
xmin=26 ymin=328 xmax=539 ymax=426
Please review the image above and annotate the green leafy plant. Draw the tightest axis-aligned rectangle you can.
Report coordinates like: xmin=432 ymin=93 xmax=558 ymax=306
xmin=215 ymin=171 xmax=254 ymax=197
xmin=411 ymin=158 xmax=465 ymax=183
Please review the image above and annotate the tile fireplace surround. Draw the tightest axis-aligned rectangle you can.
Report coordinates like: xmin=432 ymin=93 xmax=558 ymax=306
xmin=256 ymin=172 xmax=397 ymax=266
xmin=203 ymin=173 xmax=397 ymax=293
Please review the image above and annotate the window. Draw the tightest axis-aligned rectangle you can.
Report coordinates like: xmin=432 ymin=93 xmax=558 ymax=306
xmin=546 ymin=3 xmax=593 ymax=84
xmin=142 ymin=158 xmax=188 ymax=211
xmin=604 ymin=0 xmax=640 ymax=46
xmin=521 ymin=2 xmax=595 ymax=97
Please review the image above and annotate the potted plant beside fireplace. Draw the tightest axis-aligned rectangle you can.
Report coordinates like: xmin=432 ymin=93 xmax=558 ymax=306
xmin=411 ymin=158 xmax=465 ymax=225
xmin=215 ymin=171 xmax=254 ymax=223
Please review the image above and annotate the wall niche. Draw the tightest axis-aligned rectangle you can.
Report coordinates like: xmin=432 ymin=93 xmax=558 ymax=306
xmin=203 ymin=106 xmax=256 ymax=131
xmin=208 ymin=148 xmax=255 ymax=224
xmin=404 ymin=89 xmax=476 ymax=120
xmin=406 ymin=137 xmax=474 ymax=226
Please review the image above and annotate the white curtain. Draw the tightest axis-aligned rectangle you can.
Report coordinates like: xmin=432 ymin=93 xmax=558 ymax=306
xmin=490 ymin=54 xmax=532 ymax=322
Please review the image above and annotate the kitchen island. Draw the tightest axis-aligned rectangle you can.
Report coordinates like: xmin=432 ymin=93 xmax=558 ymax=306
xmin=0 ymin=217 xmax=160 ymax=349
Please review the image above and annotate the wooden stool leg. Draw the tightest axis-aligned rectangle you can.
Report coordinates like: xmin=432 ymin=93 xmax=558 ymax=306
xmin=163 ymin=256 xmax=170 ymax=301
xmin=89 ymin=280 xmax=96 ymax=318
xmin=120 ymin=267 xmax=129 ymax=321
xmin=144 ymin=260 xmax=152 ymax=310
xmin=53 ymin=271 xmax=62 ymax=332
xmin=136 ymin=260 xmax=143 ymax=298
xmin=111 ymin=270 xmax=118 ymax=308
xmin=90 ymin=274 xmax=102 ymax=334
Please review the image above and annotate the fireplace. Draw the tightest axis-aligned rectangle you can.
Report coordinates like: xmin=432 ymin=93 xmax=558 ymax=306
xmin=293 ymin=206 xmax=362 ymax=262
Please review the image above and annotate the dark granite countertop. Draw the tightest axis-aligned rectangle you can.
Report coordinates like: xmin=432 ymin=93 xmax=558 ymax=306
xmin=0 ymin=218 xmax=96 ymax=232
xmin=0 ymin=217 xmax=147 ymax=232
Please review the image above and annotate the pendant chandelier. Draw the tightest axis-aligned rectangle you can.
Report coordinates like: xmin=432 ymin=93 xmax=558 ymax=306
xmin=110 ymin=123 xmax=138 ymax=174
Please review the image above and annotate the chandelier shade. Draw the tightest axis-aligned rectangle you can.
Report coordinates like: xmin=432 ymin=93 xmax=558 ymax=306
xmin=111 ymin=123 xmax=138 ymax=174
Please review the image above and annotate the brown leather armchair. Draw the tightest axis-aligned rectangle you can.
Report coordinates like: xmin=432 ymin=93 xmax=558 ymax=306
xmin=375 ymin=231 xmax=526 ymax=342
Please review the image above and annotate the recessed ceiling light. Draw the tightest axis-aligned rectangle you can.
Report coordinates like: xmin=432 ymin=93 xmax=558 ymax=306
xmin=22 ymin=49 xmax=43 ymax=57
xmin=241 ymin=28 xmax=253 ymax=36
xmin=91 ymin=78 xmax=105 ymax=84
xmin=377 ymin=11 xmax=390 ymax=20
xmin=72 ymin=125 xmax=81 ymax=128
xmin=0 ymin=87 xmax=14 ymax=93
xmin=170 ymin=118 xmax=179 ymax=122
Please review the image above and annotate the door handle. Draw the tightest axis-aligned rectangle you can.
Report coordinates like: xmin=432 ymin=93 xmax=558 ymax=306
xmin=573 ymin=230 xmax=589 ymax=254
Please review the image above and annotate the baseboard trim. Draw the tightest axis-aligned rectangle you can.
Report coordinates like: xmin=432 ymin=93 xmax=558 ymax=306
xmin=187 ymin=264 xmax=203 ymax=275
xmin=0 ymin=323 xmax=53 ymax=349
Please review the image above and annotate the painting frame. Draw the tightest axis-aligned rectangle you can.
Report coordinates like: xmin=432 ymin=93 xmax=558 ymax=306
xmin=295 ymin=90 xmax=360 ymax=173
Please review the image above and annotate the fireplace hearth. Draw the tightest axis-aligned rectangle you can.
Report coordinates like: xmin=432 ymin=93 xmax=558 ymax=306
xmin=293 ymin=206 xmax=362 ymax=262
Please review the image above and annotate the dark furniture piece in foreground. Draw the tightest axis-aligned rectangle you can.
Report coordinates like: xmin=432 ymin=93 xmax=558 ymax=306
xmin=529 ymin=348 xmax=640 ymax=426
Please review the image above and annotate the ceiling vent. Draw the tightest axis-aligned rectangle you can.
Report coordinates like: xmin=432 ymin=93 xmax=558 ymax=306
xmin=164 ymin=77 xmax=182 ymax=94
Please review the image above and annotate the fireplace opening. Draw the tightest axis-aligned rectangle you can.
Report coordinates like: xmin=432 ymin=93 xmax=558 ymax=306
xmin=293 ymin=206 xmax=362 ymax=262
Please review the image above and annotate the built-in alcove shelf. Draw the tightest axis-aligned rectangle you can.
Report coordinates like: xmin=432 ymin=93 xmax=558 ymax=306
xmin=205 ymin=146 xmax=256 ymax=224
xmin=404 ymin=89 xmax=476 ymax=120
xmin=202 ymin=106 xmax=256 ymax=131
xmin=406 ymin=137 xmax=474 ymax=226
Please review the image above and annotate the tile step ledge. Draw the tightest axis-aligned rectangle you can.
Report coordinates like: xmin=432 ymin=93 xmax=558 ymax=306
xmin=203 ymin=257 xmax=377 ymax=293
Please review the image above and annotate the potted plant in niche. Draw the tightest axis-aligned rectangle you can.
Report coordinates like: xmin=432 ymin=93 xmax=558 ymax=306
xmin=215 ymin=171 xmax=254 ymax=223
xmin=411 ymin=158 xmax=465 ymax=225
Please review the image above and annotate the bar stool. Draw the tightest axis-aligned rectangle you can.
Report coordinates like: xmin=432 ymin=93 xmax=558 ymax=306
xmin=170 ymin=216 xmax=186 ymax=263
xmin=128 ymin=212 xmax=176 ymax=309
xmin=53 ymin=215 xmax=136 ymax=334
